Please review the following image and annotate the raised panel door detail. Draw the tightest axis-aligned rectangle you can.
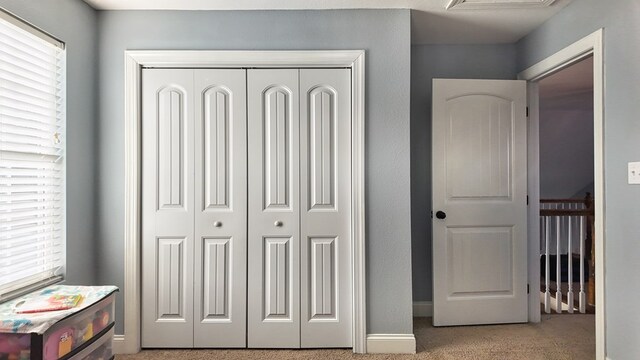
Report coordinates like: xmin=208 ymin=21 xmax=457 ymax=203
xmin=308 ymin=87 xmax=337 ymax=211
xmin=157 ymin=86 xmax=186 ymax=210
xmin=263 ymin=86 xmax=292 ymax=210
xmin=309 ymin=237 xmax=337 ymax=320
xmin=446 ymin=95 xmax=513 ymax=201
xmin=447 ymin=227 xmax=513 ymax=297
xmin=202 ymin=237 xmax=231 ymax=321
xmin=264 ymin=237 xmax=291 ymax=320
xmin=203 ymin=86 xmax=231 ymax=210
xmin=157 ymin=237 xmax=186 ymax=320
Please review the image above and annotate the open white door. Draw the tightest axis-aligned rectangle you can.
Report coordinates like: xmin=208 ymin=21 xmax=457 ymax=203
xmin=432 ymin=79 xmax=528 ymax=326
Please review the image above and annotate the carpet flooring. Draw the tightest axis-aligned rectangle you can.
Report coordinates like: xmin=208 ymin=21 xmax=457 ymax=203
xmin=116 ymin=314 xmax=595 ymax=360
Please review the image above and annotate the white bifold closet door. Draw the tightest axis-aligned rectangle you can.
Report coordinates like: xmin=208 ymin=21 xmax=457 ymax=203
xmin=142 ymin=69 xmax=247 ymax=348
xmin=247 ymin=69 xmax=352 ymax=348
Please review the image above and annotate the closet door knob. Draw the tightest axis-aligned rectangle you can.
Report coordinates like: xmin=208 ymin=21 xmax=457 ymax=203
xmin=274 ymin=220 xmax=283 ymax=227
xmin=213 ymin=221 xmax=222 ymax=228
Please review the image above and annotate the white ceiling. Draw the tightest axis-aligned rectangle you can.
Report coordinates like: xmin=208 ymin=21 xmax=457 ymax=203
xmin=81 ymin=0 xmax=574 ymax=44
xmin=539 ymin=56 xmax=594 ymax=101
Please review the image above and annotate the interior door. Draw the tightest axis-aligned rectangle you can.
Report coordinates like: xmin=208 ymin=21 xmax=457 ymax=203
xmin=247 ymin=69 xmax=301 ymax=348
xmin=193 ymin=69 xmax=247 ymax=347
xmin=142 ymin=69 xmax=248 ymax=347
xmin=142 ymin=69 xmax=195 ymax=347
xmin=300 ymin=69 xmax=353 ymax=347
xmin=432 ymin=79 xmax=528 ymax=326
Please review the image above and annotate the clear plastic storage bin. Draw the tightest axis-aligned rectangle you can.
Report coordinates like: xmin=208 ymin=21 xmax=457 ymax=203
xmin=0 ymin=286 xmax=117 ymax=360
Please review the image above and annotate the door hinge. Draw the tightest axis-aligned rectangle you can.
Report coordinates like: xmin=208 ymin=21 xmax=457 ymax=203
xmin=527 ymin=195 xmax=529 ymax=205
xmin=527 ymin=284 xmax=530 ymax=294
xmin=430 ymin=211 xmax=433 ymax=219
xmin=526 ymin=107 xmax=529 ymax=117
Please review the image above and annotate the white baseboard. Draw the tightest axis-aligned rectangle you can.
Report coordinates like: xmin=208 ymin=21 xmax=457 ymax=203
xmin=413 ymin=301 xmax=433 ymax=317
xmin=112 ymin=334 xmax=126 ymax=354
xmin=366 ymin=334 xmax=416 ymax=354
xmin=113 ymin=333 xmax=417 ymax=354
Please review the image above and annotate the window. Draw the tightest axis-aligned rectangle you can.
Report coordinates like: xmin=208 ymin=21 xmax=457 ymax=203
xmin=0 ymin=10 xmax=66 ymax=301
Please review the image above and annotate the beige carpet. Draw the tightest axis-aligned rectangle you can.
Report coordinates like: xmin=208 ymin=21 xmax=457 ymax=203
xmin=117 ymin=314 xmax=594 ymax=360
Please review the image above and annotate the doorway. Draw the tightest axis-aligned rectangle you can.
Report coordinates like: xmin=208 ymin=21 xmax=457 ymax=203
xmin=519 ymin=29 xmax=605 ymax=359
xmin=537 ymin=56 xmax=595 ymax=315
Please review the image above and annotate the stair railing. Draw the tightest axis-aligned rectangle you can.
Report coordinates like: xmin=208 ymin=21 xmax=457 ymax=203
xmin=540 ymin=193 xmax=594 ymax=314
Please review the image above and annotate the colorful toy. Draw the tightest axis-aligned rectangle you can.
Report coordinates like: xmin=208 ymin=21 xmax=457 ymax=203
xmin=0 ymin=333 xmax=30 ymax=360
xmin=43 ymin=326 xmax=73 ymax=360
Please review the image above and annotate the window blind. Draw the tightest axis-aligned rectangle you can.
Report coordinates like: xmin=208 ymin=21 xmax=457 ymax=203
xmin=0 ymin=13 xmax=65 ymax=300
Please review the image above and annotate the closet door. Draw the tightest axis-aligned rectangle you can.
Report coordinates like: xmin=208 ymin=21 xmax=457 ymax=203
xmin=300 ymin=69 xmax=352 ymax=347
xmin=193 ymin=69 xmax=247 ymax=347
xmin=247 ymin=69 xmax=301 ymax=348
xmin=142 ymin=69 xmax=195 ymax=347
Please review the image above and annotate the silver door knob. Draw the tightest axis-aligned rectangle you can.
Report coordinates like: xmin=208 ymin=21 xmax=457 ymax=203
xmin=213 ymin=221 xmax=222 ymax=228
xmin=274 ymin=220 xmax=283 ymax=227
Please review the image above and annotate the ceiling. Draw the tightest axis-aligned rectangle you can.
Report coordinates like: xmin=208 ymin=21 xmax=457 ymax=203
xmin=81 ymin=0 xmax=574 ymax=44
xmin=539 ymin=56 xmax=594 ymax=102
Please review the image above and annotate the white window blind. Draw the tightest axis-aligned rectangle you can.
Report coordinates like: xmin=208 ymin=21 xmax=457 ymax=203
xmin=0 ymin=12 xmax=65 ymax=300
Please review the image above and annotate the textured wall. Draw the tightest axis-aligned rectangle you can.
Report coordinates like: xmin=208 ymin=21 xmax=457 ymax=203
xmin=410 ymin=44 xmax=518 ymax=301
xmin=0 ymin=0 xmax=99 ymax=286
xmin=539 ymin=92 xmax=594 ymax=199
xmin=96 ymin=9 xmax=413 ymax=335
xmin=517 ymin=0 xmax=640 ymax=357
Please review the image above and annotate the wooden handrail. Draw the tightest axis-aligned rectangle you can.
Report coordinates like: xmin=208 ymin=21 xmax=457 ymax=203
xmin=540 ymin=192 xmax=593 ymax=212
xmin=540 ymin=199 xmax=587 ymax=203
xmin=540 ymin=209 xmax=593 ymax=217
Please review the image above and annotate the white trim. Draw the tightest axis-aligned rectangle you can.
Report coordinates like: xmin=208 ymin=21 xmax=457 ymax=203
xmin=112 ymin=335 xmax=126 ymax=355
xmin=123 ymin=50 xmax=366 ymax=354
xmin=526 ymin=81 xmax=541 ymax=324
xmin=518 ymin=28 xmax=605 ymax=360
xmin=446 ymin=0 xmax=556 ymax=10
xmin=122 ymin=52 xmax=142 ymax=354
xmin=413 ymin=301 xmax=433 ymax=317
xmin=366 ymin=334 xmax=416 ymax=354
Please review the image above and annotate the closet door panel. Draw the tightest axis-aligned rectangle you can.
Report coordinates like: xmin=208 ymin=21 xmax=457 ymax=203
xmin=300 ymin=69 xmax=352 ymax=348
xmin=142 ymin=69 xmax=195 ymax=347
xmin=193 ymin=69 xmax=247 ymax=347
xmin=247 ymin=69 xmax=301 ymax=348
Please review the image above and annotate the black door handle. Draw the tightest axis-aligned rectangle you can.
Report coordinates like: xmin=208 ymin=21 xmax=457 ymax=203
xmin=435 ymin=211 xmax=446 ymax=220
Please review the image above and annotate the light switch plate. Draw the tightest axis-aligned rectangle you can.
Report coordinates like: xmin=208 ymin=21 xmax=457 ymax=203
xmin=629 ymin=162 xmax=640 ymax=184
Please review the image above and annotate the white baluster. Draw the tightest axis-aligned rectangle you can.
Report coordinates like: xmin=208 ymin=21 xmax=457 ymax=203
xmin=567 ymin=216 xmax=574 ymax=313
xmin=545 ymin=216 xmax=551 ymax=314
xmin=579 ymin=215 xmax=586 ymax=313
xmin=556 ymin=216 xmax=562 ymax=313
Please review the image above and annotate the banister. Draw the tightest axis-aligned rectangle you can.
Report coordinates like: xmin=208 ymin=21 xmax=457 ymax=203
xmin=540 ymin=209 xmax=593 ymax=217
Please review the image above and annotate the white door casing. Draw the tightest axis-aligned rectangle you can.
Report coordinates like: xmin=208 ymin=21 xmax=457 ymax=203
xmin=142 ymin=69 xmax=195 ymax=347
xmin=432 ymin=79 xmax=528 ymax=326
xmin=193 ymin=69 xmax=247 ymax=347
xmin=300 ymin=69 xmax=352 ymax=347
xmin=247 ymin=69 xmax=301 ymax=348
xmin=123 ymin=50 xmax=367 ymax=354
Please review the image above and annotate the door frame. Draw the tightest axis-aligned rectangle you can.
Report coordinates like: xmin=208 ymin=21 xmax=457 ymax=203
xmin=120 ymin=50 xmax=367 ymax=354
xmin=518 ymin=29 xmax=605 ymax=359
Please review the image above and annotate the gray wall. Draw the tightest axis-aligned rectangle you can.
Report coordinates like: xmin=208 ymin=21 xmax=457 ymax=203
xmin=410 ymin=44 xmax=518 ymax=301
xmin=0 ymin=0 xmax=99 ymax=286
xmin=517 ymin=0 xmax=640 ymax=357
xmin=539 ymin=91 xmax=594 ymax=199
xmin=96 ymin=10 xmax=413 ymax=335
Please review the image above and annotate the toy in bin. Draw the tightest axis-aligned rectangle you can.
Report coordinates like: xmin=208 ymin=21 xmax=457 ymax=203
xmin=93 ymin=310 xmax=110 ymax=333
xmin=0 ymin=333 xmax=30 ymax=360
xmin=43 ymin=327 xmax=74 ymax=360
